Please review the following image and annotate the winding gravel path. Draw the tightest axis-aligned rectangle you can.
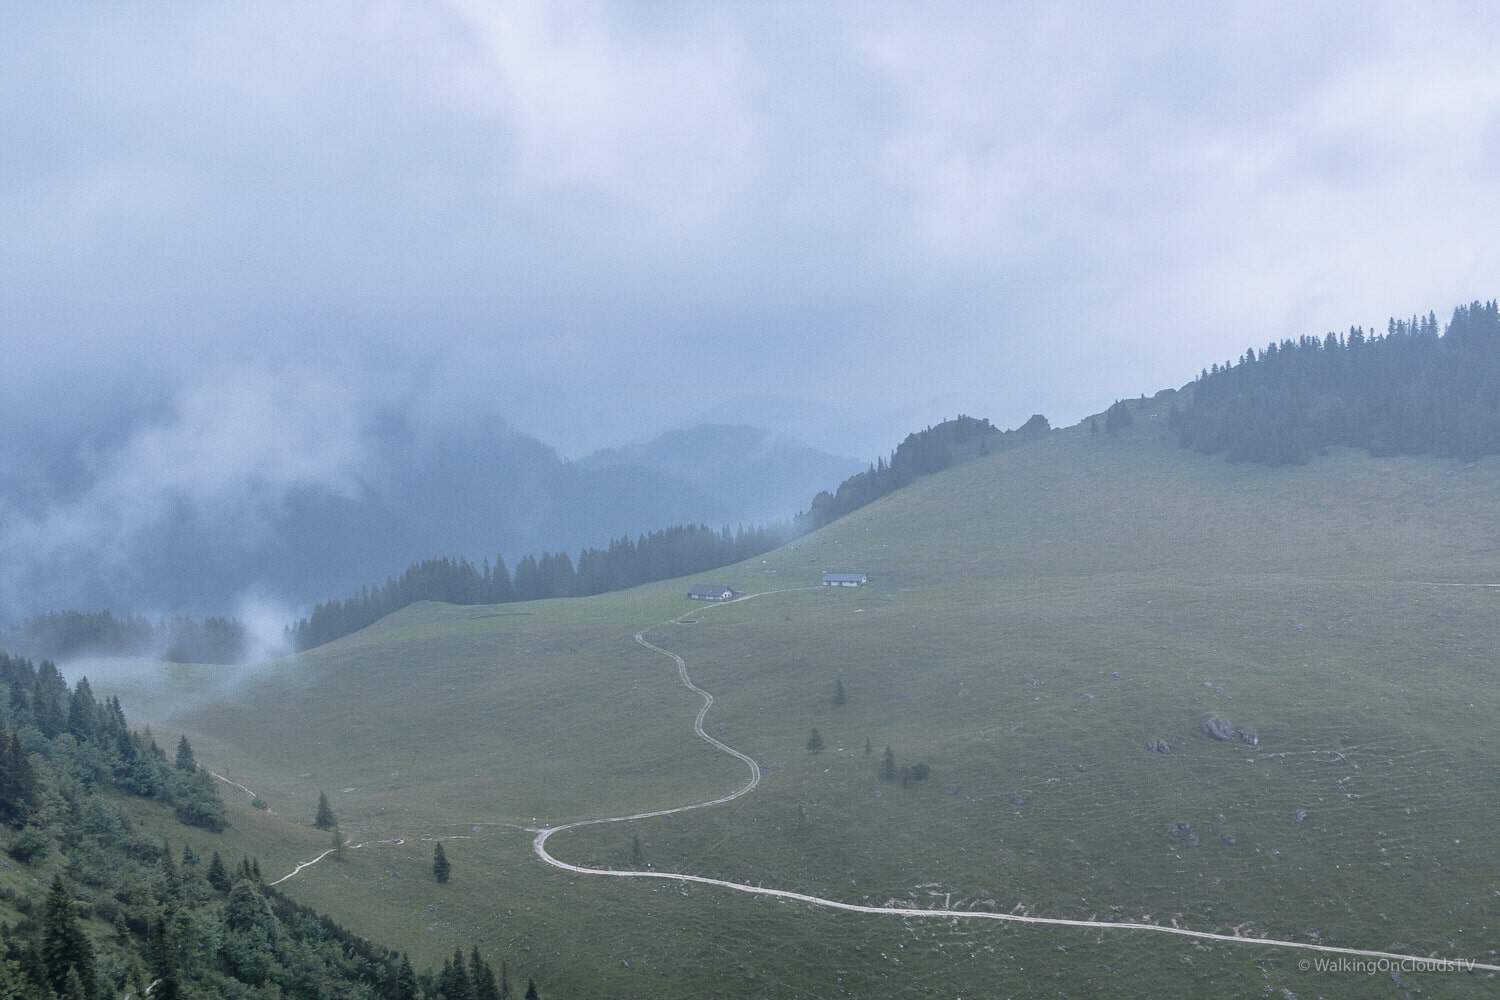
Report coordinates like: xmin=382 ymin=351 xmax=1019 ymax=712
xmin=260 ymin=586 xmax=1496 ymax=974
xmin=531 ymin=589 xmax=1500 ymax=974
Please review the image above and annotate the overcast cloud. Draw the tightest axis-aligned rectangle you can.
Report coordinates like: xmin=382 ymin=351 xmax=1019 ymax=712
xmin=4 ymin=0 xmax=1498 ymax=464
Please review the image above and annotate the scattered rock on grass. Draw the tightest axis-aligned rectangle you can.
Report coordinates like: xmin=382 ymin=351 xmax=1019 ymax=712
xmin=1166 ymin=822 xmax=1200 ymax=847
xmin=1204 ymin=715 xmax=1234 ymax=741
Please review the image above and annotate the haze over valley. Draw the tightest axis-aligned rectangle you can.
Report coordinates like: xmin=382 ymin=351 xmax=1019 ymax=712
xmin=3 ymin=4 xmax=1500 ymax=999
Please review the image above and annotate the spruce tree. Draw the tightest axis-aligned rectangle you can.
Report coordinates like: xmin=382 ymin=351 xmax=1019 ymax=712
xmin=525 ymin=978 xmax=540 ymax=1000
xmin=500 ymin=959 xmax=511 ymax=998
xmin=314 ymin=790 xmax=337 ymax=830
xmin=442 ymin=948 xmax=473 ymax=1000
xmin=433 ymin=842 xmax=450 ymax=884
xmin=207 ymin=852 xmax=231 ymax=892
xmin=392 ymin=954 xmax=420 ymax=1000
xmin=158 ymin=839 xmax=181 ymax=905
xmin=174 ymin=735 xmax=196 ymax=771
xmin=472 ymin=946 xmax=501 ymax=1000
xmin=864 ymin=736 xmax=872 ymax=755
xmin=0 ymin=728 xmax=32 ymax=825
xmin=881 ymin=746 xmax=897 ymax=782
xmin=332 ymin=825 xmax=347 ymax=860
xmin=833 ymin=679 xmax=846 ymax=705
xmin=41 ymin=876 xmax=96 ymax=999
xmin=630 ymin=834 xmax=644 ymax=867
xmin=66 ymin=679 xmax=98 ymax=741
xmin=806 ymin=728 xmax=824 ymax=752
xmin=149 ymin=915 xmax=181 ymax=1000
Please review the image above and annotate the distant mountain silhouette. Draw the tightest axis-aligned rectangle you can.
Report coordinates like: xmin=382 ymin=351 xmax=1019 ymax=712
xmin=1 ymin=412 xmax=737 ymax=617
xmin=580 ymin=424 xmax=862 ymax=526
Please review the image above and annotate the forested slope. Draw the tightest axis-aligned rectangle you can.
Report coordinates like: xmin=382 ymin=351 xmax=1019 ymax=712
xmin=0 ymin=652 xmax=543 ymax=999
xmin=1176 ymin=299 xmax=1500 ymax=464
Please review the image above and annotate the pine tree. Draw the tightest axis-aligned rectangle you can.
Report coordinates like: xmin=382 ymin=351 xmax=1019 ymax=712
xmin=833 ymin=679 xmax=846 ymax=705
xmin=1105 ymin=399 xmax=1134 ymax=435
xmin=864 ymin=736 xmax=872 ymax=755
xmin=174 ymin=735 xmax=196 ymax=771
xmin=0 ymin=729 xmax=33 ymax=825
xmin=158 ymin=839 xmax=181 ymax=905
xmin=806 ymin=728 xmax=824 ymax=752
xmin=66 ymin=679 xmax=98 ymax=741
xmin=441 ymin=948 xmax=474 ymax=1000
xmin=41 ymin=876 xmax=96 ymax=999
xmin=630 ymin=834 xmax=644 ymax=867
xmin=332 ymin=825 xmax=347 ymax=860
xmin=62 ymin=966 xmax=88 ymax=1000
xmin=471 ymin=946 xmax=501 ymax=1000
xmin=207 ymin=852 xmax=231 ymax=892
xmin=149 ymin=915 xmax=181 ymax=1000
xmin=881 ymin=746 xmax=897 ymax=782
xmin=433 ymin=842 xmax=450 ymax=884
xmin=525 ymin=978 xmax=540 ymax=1000
xmin=391 ymin=954 xmax=420 ymax=1000
xmin=251 ymin=858 xmax=262 ymax=882
xmin=500 ymin=959 xmax=511 ymax=998
xmin=314 ymin=790 xmax=337 ymax=829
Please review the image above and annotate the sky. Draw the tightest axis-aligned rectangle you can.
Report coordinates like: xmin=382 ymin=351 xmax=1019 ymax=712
xmin=4 ymin=1 xmax=1499 ymax=461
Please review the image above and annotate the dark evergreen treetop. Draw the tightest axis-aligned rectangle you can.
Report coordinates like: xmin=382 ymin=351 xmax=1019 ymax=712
xmin=1176 ymin=299 xmax=1500 ymax=465
xmin=174 ymin=734 xmax=196 ymax=771
xmin=288 ymin=523 xmax=785 ymax=650
xmin=314 ymin=790 xmax=337 ymax=830
xmin=4 ymin=609 xmax=248 ymax=664
xmin=801 ymin=415 xmax=1002 ymax=530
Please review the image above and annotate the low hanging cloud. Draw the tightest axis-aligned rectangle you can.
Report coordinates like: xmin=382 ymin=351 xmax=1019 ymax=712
xmin=0 ymin=365 xmax=377 ymax=617
xmin=2 ymin=4 xmax=1497 ymax=498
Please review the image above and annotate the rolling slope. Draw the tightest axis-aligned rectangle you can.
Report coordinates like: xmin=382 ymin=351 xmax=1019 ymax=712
xmin=105 ymin=398 xmax=1500 ymax=998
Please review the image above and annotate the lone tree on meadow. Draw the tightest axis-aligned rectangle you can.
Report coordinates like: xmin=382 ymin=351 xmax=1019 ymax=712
xmin=864 ymin=736 xmax=872 ymax=755
xmin=332 ymin=826 xmax=347 ymax=861
xmin=833 ymin=679 xmax=846 ymax=705
xmin=630 ymin=834 xmax=644 ymax=867
xmin=314 ymin=790 xmax=337 ymax=830
xmin=174 ymin=735 xmax=196 ymax=771
xmin=806 ymin=728 xmax=825 ymax=752
xmin=881 ymin=746 xmax=897 ymax=782
xmin=433 ymin=842 xmax=450 ymax=884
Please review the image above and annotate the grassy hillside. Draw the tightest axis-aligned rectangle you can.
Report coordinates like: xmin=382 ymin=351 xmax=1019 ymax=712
xmin=93 ymin=398 xmax=1500 ymax=998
